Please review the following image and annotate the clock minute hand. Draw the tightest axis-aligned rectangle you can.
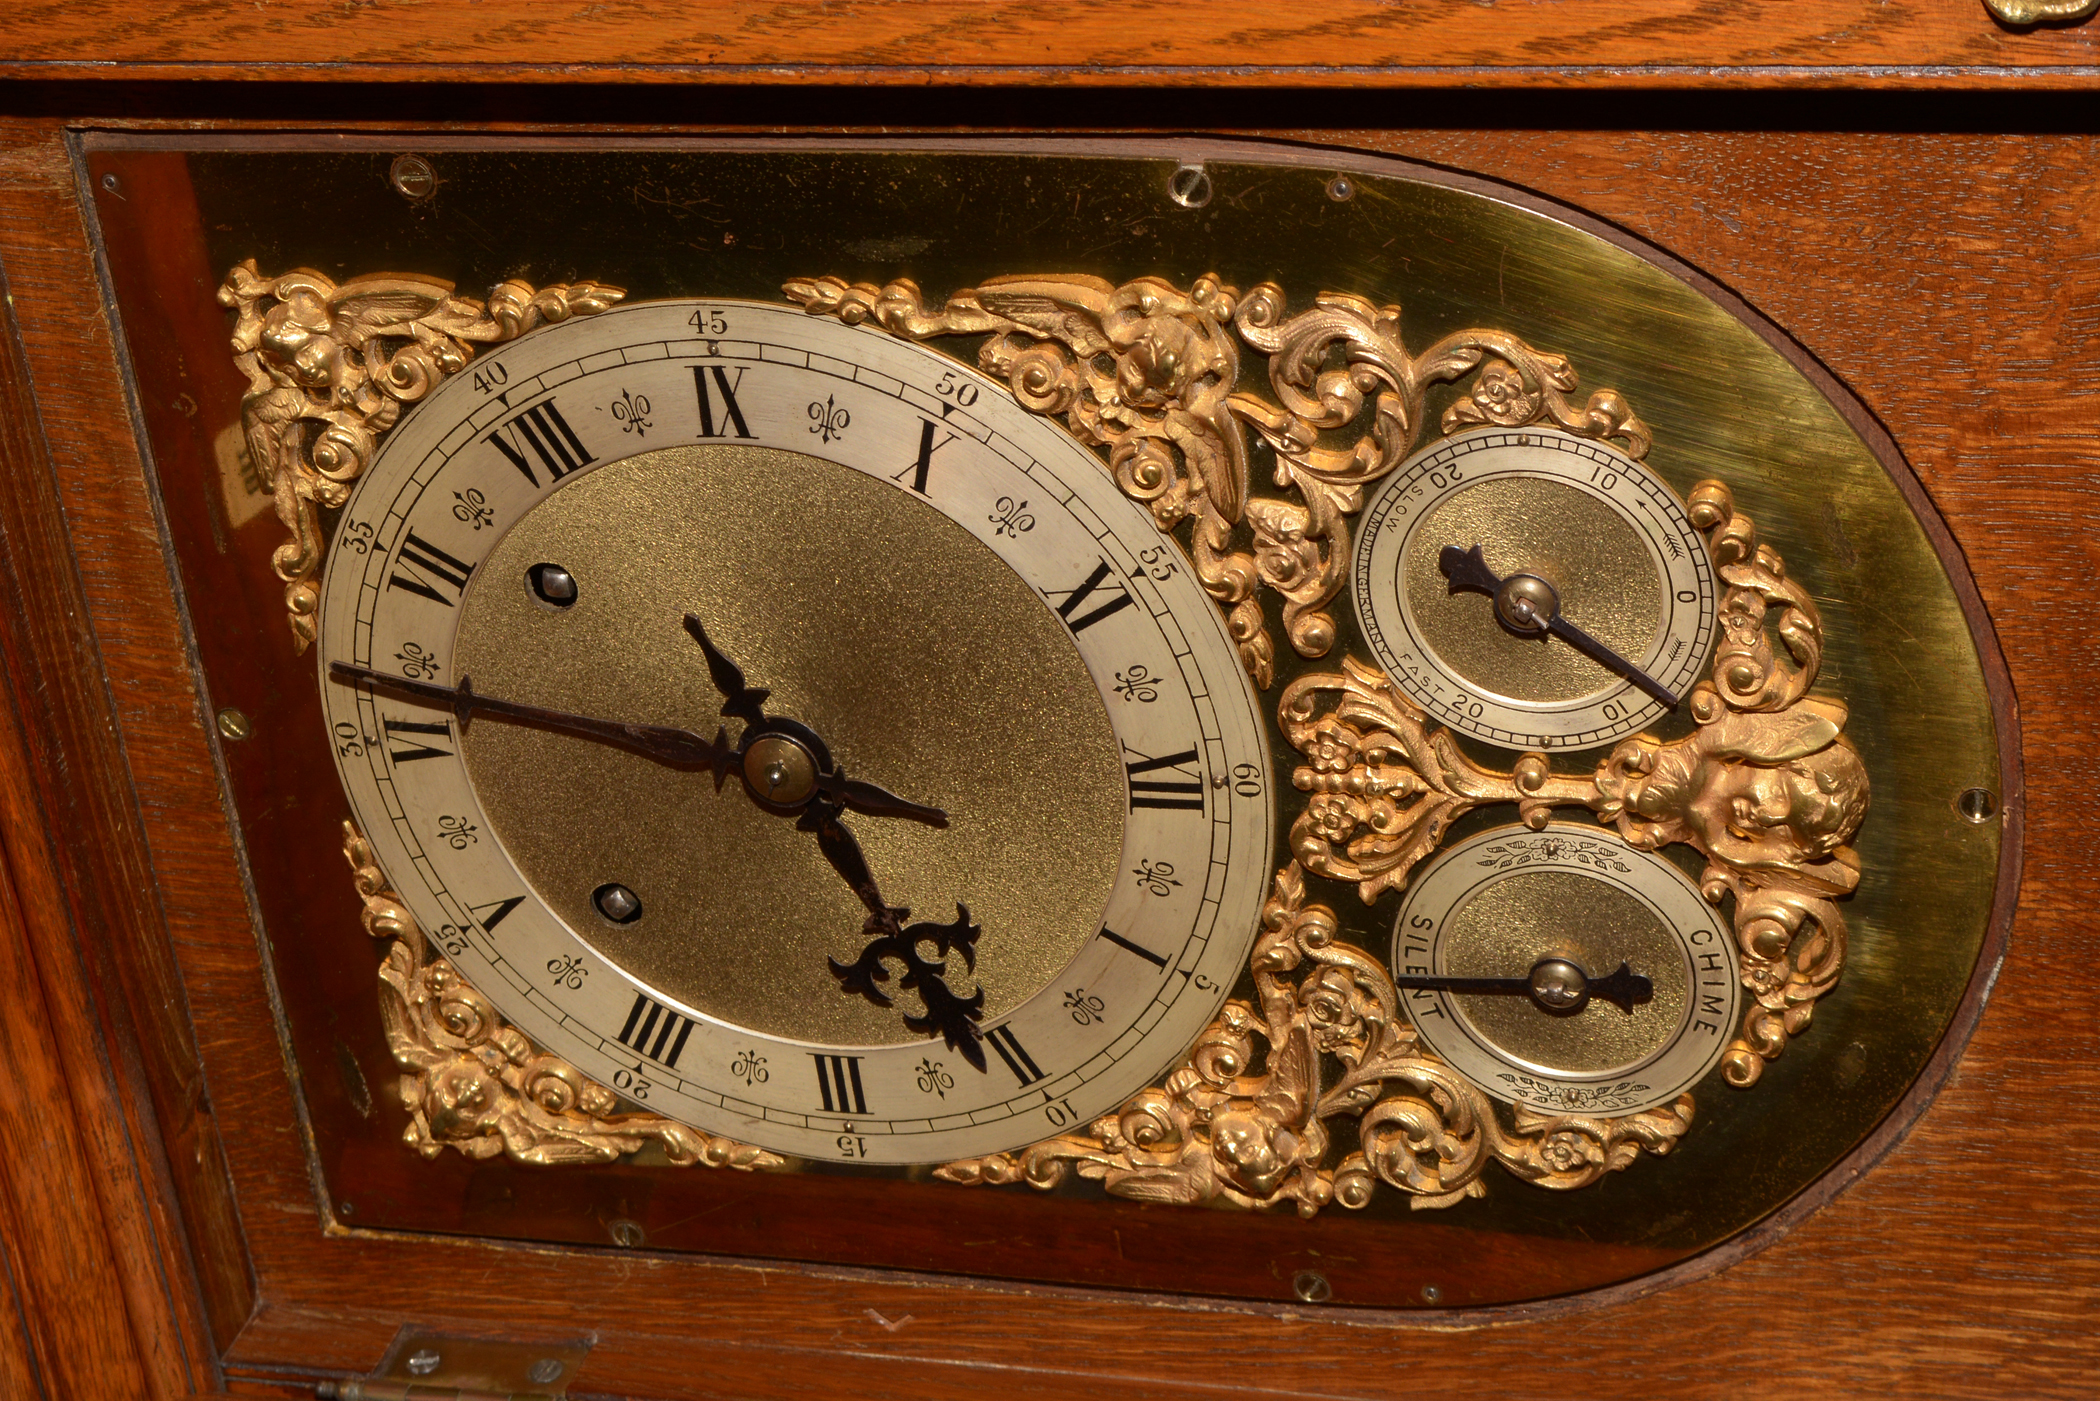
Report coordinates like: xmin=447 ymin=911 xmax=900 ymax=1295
xmin=1437 ymin=544 xmax=1681 ymax=711
xmin=328 ymin=662 xmax=737 ymax=779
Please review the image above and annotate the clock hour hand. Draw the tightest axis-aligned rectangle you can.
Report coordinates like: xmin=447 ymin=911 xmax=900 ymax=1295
xmin=329 ymin=662 xmax=737 ymax=779
xmin=807 ymin=797 xmax=988 ymax=1070
xmin=683 ymin=611 xmax=771 ymax=732
xmin=1394 ymin=956 xmax=1654 ymax=1016
xmin=1438 ymin=544 xmax=1680 ymax=710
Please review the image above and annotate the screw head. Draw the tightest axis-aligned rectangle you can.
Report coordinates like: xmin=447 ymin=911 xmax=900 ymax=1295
xmin=593 ymin=883 xmax=642 ymax=925
xmin=336 ymin=1200 xmax=354 ymax=1218
xmin=1421 ymin=1283 xmax=1444 ymax=1304
xmin=1529 ymin=957 xmax=1589 ymax=1013
xmin=528 ymin=562 xmax=578 ymax=607
xmin=1326 ymin=174 xmax=1355 ymax=201
xmin=1167 ymin=163 xmax=1213 ymax=209
xmin=1494 ymin=572 xmax=1561 ymax=635
xmin=389 ymin=154 xmax=437 ymax=202
xmin=216 ymin=707 xmax=252 ymax=741
xmin=608 ymin=1217 xmax=645 ymax=1248
xmin=406 ymin=1348 xmax=441 ymax=1376
xmin=100 ymin=172 xmax=120 ymax=194
xmin=1956 ymin=787 xmax=1999 ymax=824
xmin=528 ymin=1359 xmax=565 ymax=1384
xmin=1291 ymin=1269 xmax=1332 ymax=1303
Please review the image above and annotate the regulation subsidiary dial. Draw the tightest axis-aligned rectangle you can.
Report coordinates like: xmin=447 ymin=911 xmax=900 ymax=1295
xmin=1353 ymin=427 xmax=1717 ymax=751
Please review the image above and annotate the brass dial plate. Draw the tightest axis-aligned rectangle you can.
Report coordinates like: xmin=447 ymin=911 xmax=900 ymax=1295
xmin=1355 ymin=428 xmax=1716 ymax=748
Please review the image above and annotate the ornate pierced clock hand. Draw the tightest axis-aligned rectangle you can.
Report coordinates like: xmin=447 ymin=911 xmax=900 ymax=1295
xmin=1438 ymin=543 xmax=1681 ymax=710
xmin=1392 ymin=956 xmax=1654 ymax=1016
xmin=683 ymin=612 xmax=986 ymax=1059
xmin=807 ymin=797 xmax=988 ymax=1071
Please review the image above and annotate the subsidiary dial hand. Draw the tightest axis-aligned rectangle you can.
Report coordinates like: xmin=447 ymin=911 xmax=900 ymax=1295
xmin=1394 ymin=956 xmax=1654 ymax=1016
xmin=1438 ymin=543 xmax=1680 ymax=710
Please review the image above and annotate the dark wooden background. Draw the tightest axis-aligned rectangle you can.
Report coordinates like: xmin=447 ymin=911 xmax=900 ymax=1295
xmin=0 ymin=6 xmax=2093 ymax=1398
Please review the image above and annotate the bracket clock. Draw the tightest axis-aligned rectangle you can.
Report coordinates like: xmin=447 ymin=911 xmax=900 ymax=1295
xmin=12 ymin=119 xmax=2046 ymax=1398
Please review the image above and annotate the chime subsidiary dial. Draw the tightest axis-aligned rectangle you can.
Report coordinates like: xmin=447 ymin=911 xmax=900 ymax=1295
xmin=1390 ymin=823 xmax=1741 ymax=1116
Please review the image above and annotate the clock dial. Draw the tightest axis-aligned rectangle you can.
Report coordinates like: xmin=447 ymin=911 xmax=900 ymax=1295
xmin=1391 ymin=823 xmax=1741 ymax=1117
xmin=1354 ymin=427 xmax=1717 ymax=750
xmin=314 ymin=298 xmax=1274 ymax=1164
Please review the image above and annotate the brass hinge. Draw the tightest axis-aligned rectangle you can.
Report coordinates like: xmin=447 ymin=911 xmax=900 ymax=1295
xmin=317 ymin=1328 xmax=593 ymax=1401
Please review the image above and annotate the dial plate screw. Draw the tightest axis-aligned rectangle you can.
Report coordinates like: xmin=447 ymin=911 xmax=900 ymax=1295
xmin=593 ymin=882 xmax=642 ymax=924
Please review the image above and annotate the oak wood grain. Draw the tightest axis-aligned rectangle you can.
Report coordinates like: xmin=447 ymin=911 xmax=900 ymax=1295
xmin=0 ymin=117 xmax=2090 ymax=1400
xmin=0 ymin=119 xmax=253 ymax=1374
xmin=0 ymin=616 xmax=159 ymax=1396
xmin=0 ymin=0 xmax=2094 ymax=87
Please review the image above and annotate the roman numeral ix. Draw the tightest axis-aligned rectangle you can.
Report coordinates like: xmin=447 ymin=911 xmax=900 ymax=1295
xmin=486 ymin=399 xmax=595 ymax=489
xmin=616 ymin=993 xmax=696 ymax=1069
xmin=692 ymin=365 xmax=756 ymax=439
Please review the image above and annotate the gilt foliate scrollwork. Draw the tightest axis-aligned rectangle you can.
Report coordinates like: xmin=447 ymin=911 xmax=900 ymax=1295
xmin=218 ymin=262 xmax=623 ymax=650
xmin=789 ymin=272 xmax=1646 ymax=686
xmin=939 ymin=479 xmax=1863 ymax=1212
xmin=937 ymin=862 xmax=1694 ymax=1215
xmin=343 ymin=822 xmax=782 ymax=1171
xmin=1282 ymin=480 xmax=1867 ymax=1086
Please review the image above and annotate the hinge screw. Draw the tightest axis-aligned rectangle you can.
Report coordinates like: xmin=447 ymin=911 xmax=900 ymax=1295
xmin=389 ymin=154 xmax=437 ymax=202
xmin=405 ymin=1348 xmax=441 ymax=1376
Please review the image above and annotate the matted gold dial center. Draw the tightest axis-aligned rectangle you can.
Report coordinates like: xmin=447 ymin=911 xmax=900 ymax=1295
xmin=453 ymin=443 xmax=1125 ymax=1046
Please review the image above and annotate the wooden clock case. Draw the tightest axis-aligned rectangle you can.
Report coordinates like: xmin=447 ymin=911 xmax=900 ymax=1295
xmin=0 ymin=15 xmax=2091 ymax=1398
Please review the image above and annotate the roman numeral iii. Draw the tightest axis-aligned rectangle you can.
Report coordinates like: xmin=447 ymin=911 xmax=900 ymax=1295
xmin=486 ymin=399 xmax=595 ymax=488
xmin=616 ymin=992 xmax=696 ymax=1069
xmin=812 ymin=1054 xmax=868 ymax=1114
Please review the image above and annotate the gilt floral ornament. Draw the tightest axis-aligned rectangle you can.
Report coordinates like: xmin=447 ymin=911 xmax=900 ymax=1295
xmin=788 ymin=273 xmax=1643 ymax=687
xmin=218 ymin=262 xmax=622 ymax=649
xmin=345 ymin=823 xmax=780 ymax=1171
